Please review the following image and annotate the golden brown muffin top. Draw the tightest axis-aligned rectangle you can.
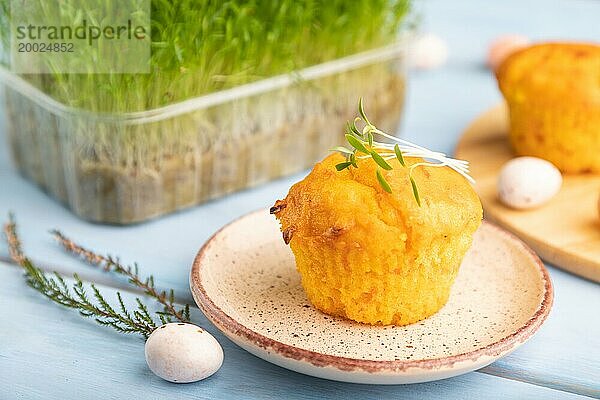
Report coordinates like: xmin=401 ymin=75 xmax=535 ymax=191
xmin=496 ymin=42 xmax=600 ymax=105
xmin=272 ymin=153 xmax=482 ymax=245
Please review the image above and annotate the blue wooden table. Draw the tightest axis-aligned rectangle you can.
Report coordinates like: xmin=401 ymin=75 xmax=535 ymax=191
xmin=1 ymin=1 xmax=599 ymax=398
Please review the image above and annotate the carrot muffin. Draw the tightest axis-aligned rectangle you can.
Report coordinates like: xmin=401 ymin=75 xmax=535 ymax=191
xmin=271 ymin=103 xmax=482 ymax=325
xmin=496 ymin=42 xmax=600 ymax=173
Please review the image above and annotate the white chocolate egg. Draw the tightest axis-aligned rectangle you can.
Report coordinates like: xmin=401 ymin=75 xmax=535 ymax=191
xmin=411 ymin=33 xmax=448 ymax=70
xmin=497 ymin=157 xmax=562 ymax=210
xmin=145 ymin=323 xmax=223 ymax=383
xmin=487 ymin=34 xmax=530 ymax=71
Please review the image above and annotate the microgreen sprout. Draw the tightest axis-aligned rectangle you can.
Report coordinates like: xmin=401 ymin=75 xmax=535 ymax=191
xmin=332 ymin=98 xmax=474 ymax=206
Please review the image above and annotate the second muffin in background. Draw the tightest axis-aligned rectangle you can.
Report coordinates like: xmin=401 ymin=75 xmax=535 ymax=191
xmin=496 ymin=42 xmax=600 ymax=173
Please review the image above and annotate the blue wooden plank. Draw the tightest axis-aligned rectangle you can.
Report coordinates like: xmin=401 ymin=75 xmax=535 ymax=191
xmin=0 ymin=265 xmax=586 ymax=400
xmin=479 ymin=267 xmax=600 ymax=398
xmin=1 ymin=139 xmax=600 ymax=393
xmin=2 ymin=164 xmax=600 ymax=395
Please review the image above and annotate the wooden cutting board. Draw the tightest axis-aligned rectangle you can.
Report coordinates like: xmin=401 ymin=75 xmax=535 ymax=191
xmin=455 ymin=104 xmax=600 ymax=283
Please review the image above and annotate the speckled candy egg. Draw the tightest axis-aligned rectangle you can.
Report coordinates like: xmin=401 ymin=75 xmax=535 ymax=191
xmin=411 ymin=33 xmax=448 ymax=70
xmin=487 ymin=34 xmax=530 ymax=70
xmin=498 ymin=157 xmax=562 ymax=210
xmin=145 ymin=323 xmax=223 ymax=383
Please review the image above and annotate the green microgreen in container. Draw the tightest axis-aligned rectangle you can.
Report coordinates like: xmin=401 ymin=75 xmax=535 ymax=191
xmin=1 ymin=0 xmax=411 ymax=112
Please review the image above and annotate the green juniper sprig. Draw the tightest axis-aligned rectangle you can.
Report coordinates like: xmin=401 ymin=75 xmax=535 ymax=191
xmin=3 ymin=215 xmax=185 ymax=338
xmin=332 ymin=98 xmax=474 ymax=206
xmin=51 ymin=230 xmax=190 ymax=324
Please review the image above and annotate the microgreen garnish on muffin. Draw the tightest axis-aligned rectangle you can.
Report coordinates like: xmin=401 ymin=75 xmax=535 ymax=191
xmin=332 ymin=98 xmax=474 ymax=205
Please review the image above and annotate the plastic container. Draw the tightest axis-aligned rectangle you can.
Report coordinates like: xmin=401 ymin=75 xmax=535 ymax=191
xmin=0 ymin=43 xmax=407 ymax=224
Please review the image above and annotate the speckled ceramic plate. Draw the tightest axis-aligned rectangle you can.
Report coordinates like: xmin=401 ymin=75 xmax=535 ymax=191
xmin=190 ymin=210 xmax=553 ymax=384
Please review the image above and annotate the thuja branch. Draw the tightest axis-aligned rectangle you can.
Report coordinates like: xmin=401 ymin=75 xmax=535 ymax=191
xmin=4 ymin=215 xmax=158 ymax=338
xmin=51 ymin=230 xmax=190 ymax=324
